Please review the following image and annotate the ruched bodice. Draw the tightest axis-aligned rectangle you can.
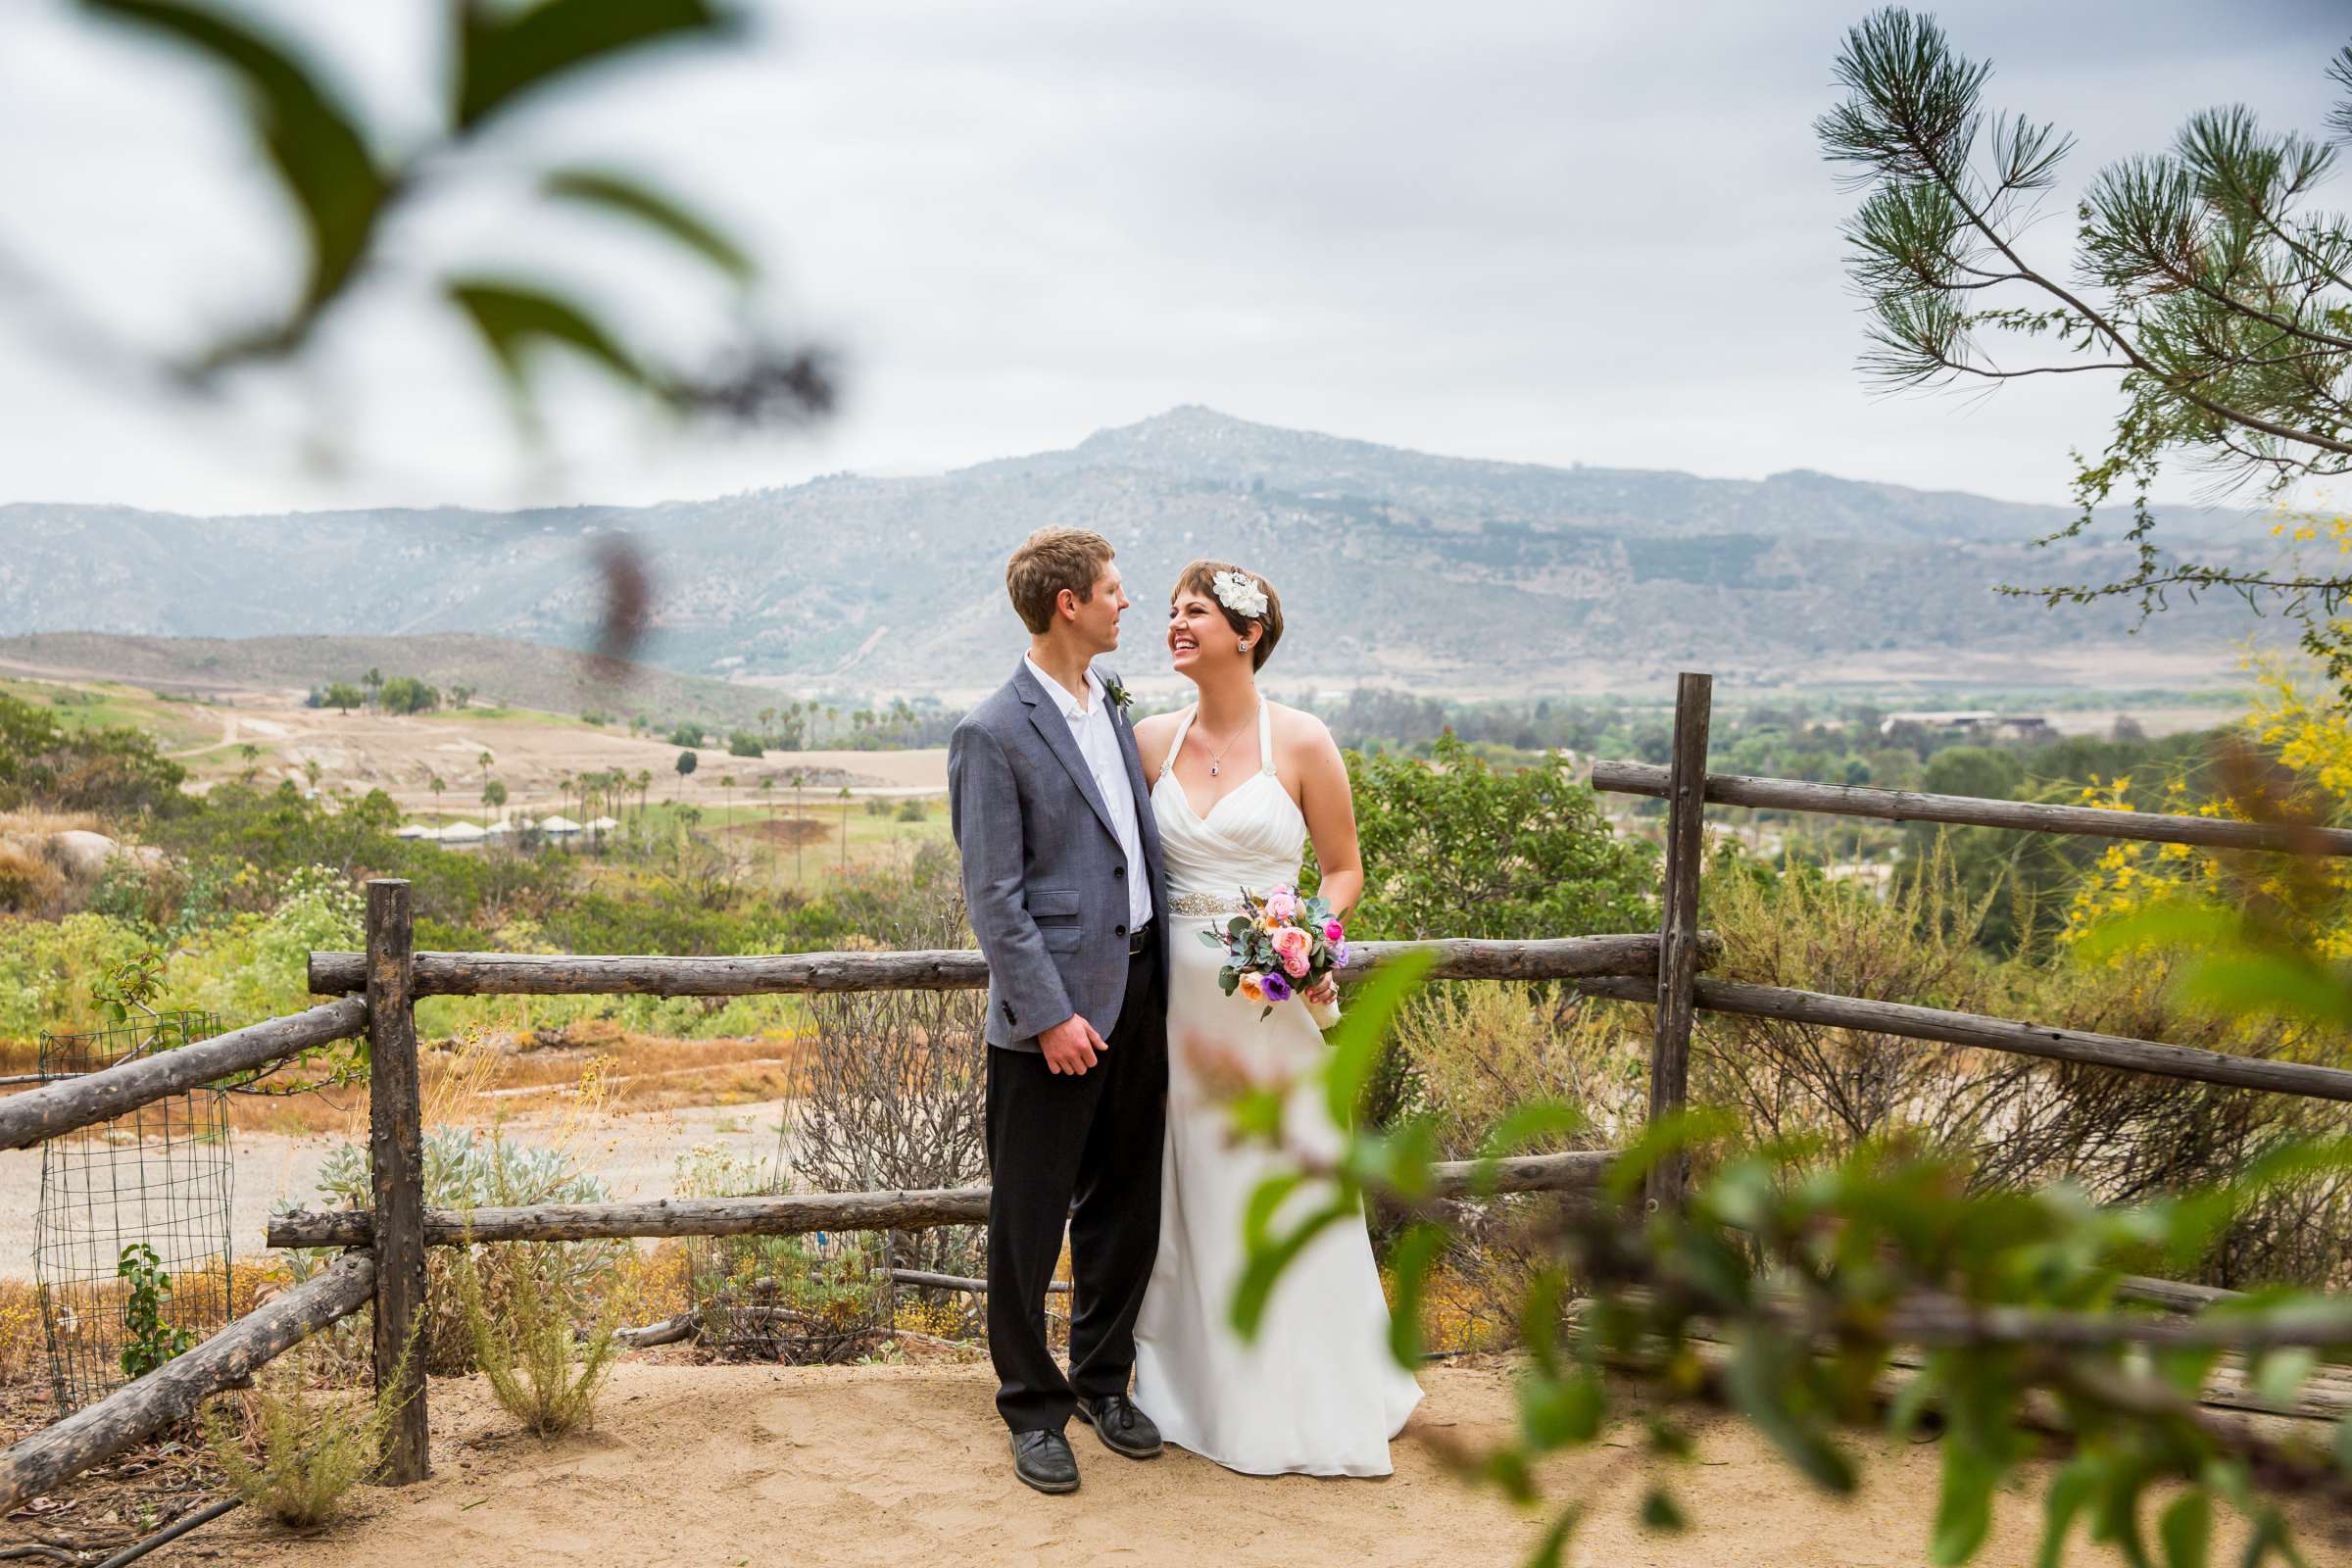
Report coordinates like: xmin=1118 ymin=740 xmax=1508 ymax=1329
xmin=1151 ymin=702 xmax=1305 ymax=901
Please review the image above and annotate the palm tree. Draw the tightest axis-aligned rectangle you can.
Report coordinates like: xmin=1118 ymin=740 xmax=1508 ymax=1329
xmin=838 ymin=784 xmax=852 ymax=869
xmin=674 ymin=748 xmax=698 ymax=802
xmin=428 ymin=774 xmax=446 ymax=813
xmin=482 ymin=778 xmax=507 ymax=813
xmin=791 ymin=767 xmax=807 ymax=881
xmin=477 ymin=751 xmax=494 ymax=795
xmin=635 ymin=767 xmax=653 ymax=826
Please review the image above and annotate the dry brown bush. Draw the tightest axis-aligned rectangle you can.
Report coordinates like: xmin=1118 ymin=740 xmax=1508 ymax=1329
xmin=0 ymin=840 xmax=66 ymax=916
xmin=1688 ymin=847 xmax=2352 ymax=1290
xmin=1390 ymin=982 xmax=1643 ymax=1345
xmin=789 ymin=850 xmax=988 ymax=1299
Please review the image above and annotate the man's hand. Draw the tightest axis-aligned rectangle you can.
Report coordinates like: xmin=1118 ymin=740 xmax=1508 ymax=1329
xmin=1038 ymin=1013 xmax=1109 ymax=1075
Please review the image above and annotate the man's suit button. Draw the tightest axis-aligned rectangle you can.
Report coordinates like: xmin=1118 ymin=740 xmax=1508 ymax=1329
xmin=1112 ymin=865 xmax=1125 ymax=880
xmin=1114 ymin=922 xmax=1127 ymax=937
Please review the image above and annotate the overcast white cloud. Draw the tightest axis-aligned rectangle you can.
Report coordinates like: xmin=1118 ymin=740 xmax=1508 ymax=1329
xmin=0 ymin=0 xmax=2344 ymax=515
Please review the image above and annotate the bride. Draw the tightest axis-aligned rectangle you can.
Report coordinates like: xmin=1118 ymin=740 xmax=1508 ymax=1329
xmin=1129 ymin=560 xmax=1424 ymax=1477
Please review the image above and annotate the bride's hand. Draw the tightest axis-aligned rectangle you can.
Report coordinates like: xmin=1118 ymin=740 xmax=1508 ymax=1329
xmin=1303 ymin=975 xmax=1339 ymax=1006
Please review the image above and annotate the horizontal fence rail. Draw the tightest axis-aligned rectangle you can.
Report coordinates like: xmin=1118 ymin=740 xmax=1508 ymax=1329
xmin=267 ymin=1150 xmax=1613 ymax=1250
xmin=0 ymin=1252 xmax=375 ymax=1516
xmin=305 ymin=934 xmax=1698 ymax=999
xmin=0 ymin=997 xmax=368 ymax=1152
xmin=1577 ymin=975 xmax=2352 ymax=1102
xmin=1590 ymin=760 xmax=2352 ymax=858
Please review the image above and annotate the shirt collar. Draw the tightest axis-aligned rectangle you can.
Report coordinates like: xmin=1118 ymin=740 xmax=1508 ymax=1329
xmin=1023 ymin=656 xmax=1102 ymax=719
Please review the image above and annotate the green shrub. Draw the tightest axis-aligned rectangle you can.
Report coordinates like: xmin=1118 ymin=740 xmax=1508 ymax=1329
xmin=0 ymin=691 xmax=189 ymax=819
xmin=1339 ymin=734 xmax=1656 ymax=943
xmin=453 ymin=1238 xmax=620 ymax=1439
xmin=203 ymin=1338 xmax=417 ymax=1528
xmin=307 ymin=1123 xmax=621 ymax=1376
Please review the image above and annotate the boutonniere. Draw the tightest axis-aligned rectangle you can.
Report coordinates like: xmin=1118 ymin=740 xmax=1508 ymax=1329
xmin=1101 ymin=672 xmax=1135 ymax=718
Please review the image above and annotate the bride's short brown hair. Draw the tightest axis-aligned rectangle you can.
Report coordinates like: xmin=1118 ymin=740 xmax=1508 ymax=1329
xmin=1173 ymin=560 xmax=1283 ymax=671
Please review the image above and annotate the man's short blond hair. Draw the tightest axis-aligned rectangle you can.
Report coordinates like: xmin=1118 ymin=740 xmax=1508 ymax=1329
xmin=1005 ymin=526 xmax=1116 ymax=634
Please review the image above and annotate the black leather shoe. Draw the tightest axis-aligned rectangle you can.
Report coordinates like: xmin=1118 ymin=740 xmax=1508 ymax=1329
xmin=1074 ymin=1394 xmax=1162 ymax=1459
xmin=1010 ymin=1429 xmax=1079 ymax=1494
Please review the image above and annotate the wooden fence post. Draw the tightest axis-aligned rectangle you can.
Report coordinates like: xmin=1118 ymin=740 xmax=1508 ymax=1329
xmin=365 ymin=878 xmax=429 ymax=1483
xmin=1645 ymin=672 xmax=1713 ymax=1212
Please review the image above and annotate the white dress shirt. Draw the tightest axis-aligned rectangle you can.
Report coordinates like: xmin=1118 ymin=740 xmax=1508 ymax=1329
xmin=1025 ymin=656 xmax=1153 ymax=931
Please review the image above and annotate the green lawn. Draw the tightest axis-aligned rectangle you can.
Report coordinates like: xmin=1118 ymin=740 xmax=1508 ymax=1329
xmin=0 ymin=675 xmax=221 ymax=751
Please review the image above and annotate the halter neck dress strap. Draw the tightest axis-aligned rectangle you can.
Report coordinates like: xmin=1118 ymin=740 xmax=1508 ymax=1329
xmin=1160 ymin=705 xmax=1198 ymax=780
xmin=1257 ymin=699 xmax=1277 ymax=778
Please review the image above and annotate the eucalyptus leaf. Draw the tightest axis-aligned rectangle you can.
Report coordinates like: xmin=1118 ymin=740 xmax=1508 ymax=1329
xmin=457 ymin=0 xmax=734 ymax=131
xmin=446 ymin=276 xmax=649 ymax=427
xmin=544 ymin=166 xmax=755 ymax=283
xmin=1320 ymin=947 xmax=1434 ymax=1127
xmin=85 ymin=0 xmax=388 ymax=350
xmin=2158 ymin=1490 xmax=2210 ymax=1568
xmin=1384 ymin=1221 xmax=1446 ymax=1367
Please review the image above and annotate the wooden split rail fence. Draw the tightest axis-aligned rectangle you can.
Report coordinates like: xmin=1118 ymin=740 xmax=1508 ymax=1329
xmin=0 ymin=908 xmax=1673 ymax=1510
xmin=3 ymin=667 xmax=2349 ymax=1509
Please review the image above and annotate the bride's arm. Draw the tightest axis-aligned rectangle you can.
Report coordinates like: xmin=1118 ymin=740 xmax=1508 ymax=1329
xmin=1295 ymin=716 xmax=1362 ymax=917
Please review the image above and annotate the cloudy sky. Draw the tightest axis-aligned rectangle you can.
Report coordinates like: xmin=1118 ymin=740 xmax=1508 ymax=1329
xmin=0 ymin=0 xmax=2344 ymax=516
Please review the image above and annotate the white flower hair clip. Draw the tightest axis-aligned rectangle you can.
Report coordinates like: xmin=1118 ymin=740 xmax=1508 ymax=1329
xmin=1211 ymin=569 xmax=1269 ymax=619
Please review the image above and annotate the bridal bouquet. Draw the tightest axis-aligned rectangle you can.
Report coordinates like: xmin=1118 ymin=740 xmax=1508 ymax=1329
xmin=1201 ymin=884 xmax=1348 ymax=1026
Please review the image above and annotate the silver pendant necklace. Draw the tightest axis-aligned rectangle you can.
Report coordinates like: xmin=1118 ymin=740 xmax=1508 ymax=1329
xmin=1200 ymin=705 xmax=1254 ymax=778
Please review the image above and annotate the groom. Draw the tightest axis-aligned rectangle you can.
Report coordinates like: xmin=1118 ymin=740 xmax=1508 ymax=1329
xmin=948 ymin=526 xmax=1172 ymax=1494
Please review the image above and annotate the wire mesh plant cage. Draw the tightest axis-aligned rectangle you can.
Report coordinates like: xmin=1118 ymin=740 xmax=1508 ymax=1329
xmin=34 ymin=1010 xmax=235 ymax=1412
xmin=686 ymin=1226 xmax=896 ymax=1365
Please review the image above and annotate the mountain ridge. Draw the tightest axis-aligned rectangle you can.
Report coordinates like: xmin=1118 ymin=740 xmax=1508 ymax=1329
xmin=0 ymin=407 xmax=2268 ymax=694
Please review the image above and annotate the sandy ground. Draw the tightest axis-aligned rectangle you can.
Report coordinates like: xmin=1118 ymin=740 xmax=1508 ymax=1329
xmin=0 ymin=1101 xmax=796 ymax=1275
xmin=155 ymin=1359 xmax=2352 ymax=1568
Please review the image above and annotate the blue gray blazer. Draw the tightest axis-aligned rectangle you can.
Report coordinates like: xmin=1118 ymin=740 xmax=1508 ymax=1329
xmin=948 ymin=659 xmax=1169 ymax=1052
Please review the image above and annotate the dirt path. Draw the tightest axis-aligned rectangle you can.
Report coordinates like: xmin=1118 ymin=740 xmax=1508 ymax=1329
xmin=161 ymin=1360 xmax=2352 ymax=1568
xmin=0 ymin=1101 xmax=795 ymax=1274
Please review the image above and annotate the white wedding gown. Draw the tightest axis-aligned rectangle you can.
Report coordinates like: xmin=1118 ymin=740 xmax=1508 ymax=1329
xmin=1131 ymin=702 xmax=1423 ymax=1476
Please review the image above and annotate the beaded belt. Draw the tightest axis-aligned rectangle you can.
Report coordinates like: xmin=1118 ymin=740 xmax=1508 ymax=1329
xmin=1168 ymin=891 xmax=1247 ymax=916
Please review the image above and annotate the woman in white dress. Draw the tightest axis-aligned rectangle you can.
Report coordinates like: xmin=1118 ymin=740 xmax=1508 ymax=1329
xmin=1130 ymin=560 xmax=1424 ymax=1477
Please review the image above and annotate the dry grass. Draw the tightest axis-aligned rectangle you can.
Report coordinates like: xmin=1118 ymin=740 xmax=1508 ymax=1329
xmin=202 ymin=1335 xmax=416 ymax=1530
xmin=0 ymin=1282 xmax=46 ymax=1385
xmin=0 ymin=808 xmax=104 ymax=838
xmin=453 ymin=1238 xmax=621 ymax=1440
xmin=8 ymin=1025 xmax=819 ymax=1140
xmin=0 ymin=841 xmax=67 ymax=916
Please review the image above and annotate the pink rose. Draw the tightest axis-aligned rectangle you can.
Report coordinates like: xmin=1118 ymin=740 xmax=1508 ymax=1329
xmin=1263 ymin=887 xmax=1300 ymax=922
xmin=1273 ymin=925 xmax=1312 ymax=977
xmin=1322 ymin=918 xmax=1345 ymax=943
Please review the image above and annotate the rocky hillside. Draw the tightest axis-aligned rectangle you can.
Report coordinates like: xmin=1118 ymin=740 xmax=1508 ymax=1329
xmin=1 ymin=407 xmax=2271 ymax=693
